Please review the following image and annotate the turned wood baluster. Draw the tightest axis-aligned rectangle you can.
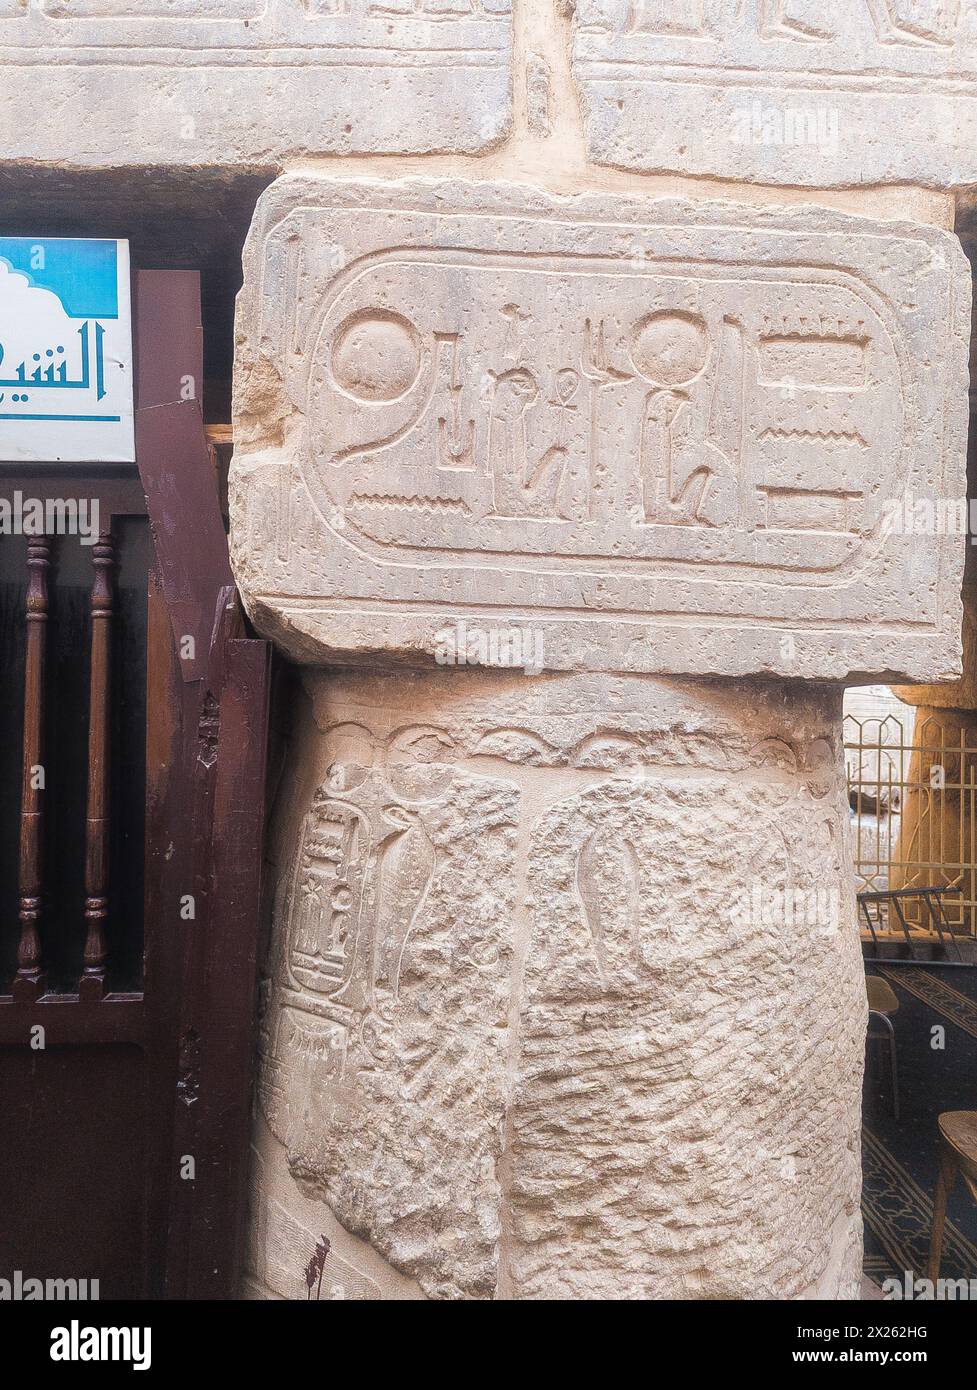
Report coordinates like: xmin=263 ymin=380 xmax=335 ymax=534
xmin=80 ymin=530 xmax=114 ymax=1001
xmin=14 ymin=537 xmax=51 ymax=1001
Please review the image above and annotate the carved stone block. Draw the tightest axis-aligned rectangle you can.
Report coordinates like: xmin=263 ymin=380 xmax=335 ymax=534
xmin=572 ymin=1 xmax=977 ymax=188
xmin=246 ymin=1122 xmax=427 ymax=1300
xmin=0 ymin=2 xmax=511 ymax=166
xmin=256 ymin=668 xmax=866 ymax=1298
xmin=231 ymin=174 xmax=969 ymax=681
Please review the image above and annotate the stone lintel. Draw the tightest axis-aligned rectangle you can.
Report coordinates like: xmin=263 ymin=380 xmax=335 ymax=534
xmin=231 ymin=174 xmax=970 ymax=683
xmin=573 ymin=0 xmax=977 ymax=189
xmin=0 ymin=1 xmax=512 ymax=166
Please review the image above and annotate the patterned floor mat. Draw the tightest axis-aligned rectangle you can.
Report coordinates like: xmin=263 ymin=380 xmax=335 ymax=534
xmin=862 ymin=963 xmax=977 ymax=1288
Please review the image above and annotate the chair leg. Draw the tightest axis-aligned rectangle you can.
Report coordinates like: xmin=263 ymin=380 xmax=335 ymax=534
xmin=927 ymin=1149 xmax=957 ymax=1284
xmin=884 ymin=1015 xmax=899 ymax=1121
xmin=869 ymin=1011 xmax=899 ymax=1120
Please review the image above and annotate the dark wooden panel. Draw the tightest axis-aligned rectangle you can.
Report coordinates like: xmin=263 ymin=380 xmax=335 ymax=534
xmin=0 ymin=1044 xmax=147 ymax=1300
xmin=180 ymin=634 xmax=272 ymax=1298
xmin=0 ymin=998 xmax=144 ymax=1046
xmin=133 ymin=269 xmax=204 ymax=415
xmin=1 ymin=268 xmax=271 ymax=1302
xmin=0 ymin=537 xmax=27 ymax=990
xmin=133 ymin=272 xmax=231 ymax=684
xmin=107 ymin=518 xmax=151 ymax=993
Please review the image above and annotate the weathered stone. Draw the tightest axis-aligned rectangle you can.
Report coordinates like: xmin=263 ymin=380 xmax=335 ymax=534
xmin=230 ymin=173 xmax=969 ymax=682
xmin=245 ymin=1116 xmax=427 ymax=1300
xmin=572 ymin=0 xmax=977 ymax=189
xmin=0 ymin=2 xmax=511 ymax=167
xmin=255 ymin=667 xmax=865 ymax=1299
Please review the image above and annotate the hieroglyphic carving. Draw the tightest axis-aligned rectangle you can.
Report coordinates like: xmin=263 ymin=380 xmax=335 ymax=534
xmin=255 ymin=670 xmax=866 ymax=1298
xmin=232 ymin=176 xmax=968 ymax=682
xmin=576 ymin=827 xmax=640 ymax=982
xmin=258 ymin=714 xmax=520 ymax=1297
xmin=0 ymin=2 xmax=511 ymax=165
xmin=573 ymin=0 xmax=977 ymax=187
xmin=284 ymin=765 xmax=442 ymax=1006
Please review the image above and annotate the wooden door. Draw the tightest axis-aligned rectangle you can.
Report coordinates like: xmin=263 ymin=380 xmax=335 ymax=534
xmin=0 ymin=271 xmax=271 ymax=1300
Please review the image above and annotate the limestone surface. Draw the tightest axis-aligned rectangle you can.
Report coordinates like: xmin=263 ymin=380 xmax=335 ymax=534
xmin=573 ymin=0 xmax=977 ymax=188
xmin=230 ymin=174 xmax=969 ymax=682
xmin=246 ymin=1114 xmax=427 ymax=1301
xmin=255 ymin=668 xmax=866 ymax=1299
xmin=0 ymin=2 xmax=511 ymax=166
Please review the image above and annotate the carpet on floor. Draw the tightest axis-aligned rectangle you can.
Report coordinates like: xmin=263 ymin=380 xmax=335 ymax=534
xmin=861 ymin=961 xmax=977 ymax=1287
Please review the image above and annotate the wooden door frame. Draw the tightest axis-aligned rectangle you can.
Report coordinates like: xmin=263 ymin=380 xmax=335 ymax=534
xmin=136 ymin=270 xmax=272 ymax=1299
xmin=0 ymin=269 xmax=271 ymax=1300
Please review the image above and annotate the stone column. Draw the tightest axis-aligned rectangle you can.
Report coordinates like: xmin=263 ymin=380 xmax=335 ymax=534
xmin=230 ymin=174 xmax=968 ymax=1299
xmin=250 ymin=667 xmax=866 ymax=1299
xmin=890 ymin=586 xmax=977 ymax=926
xmin=886 ymin=706 xmax=977 ymax=934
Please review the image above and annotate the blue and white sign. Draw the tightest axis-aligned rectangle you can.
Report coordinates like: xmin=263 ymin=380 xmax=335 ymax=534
xmin=0 ymin=238 xmax=134 ymax=463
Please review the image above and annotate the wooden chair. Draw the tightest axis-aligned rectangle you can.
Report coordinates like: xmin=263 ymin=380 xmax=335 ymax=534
xmin=866 ymin=975 xmax=900 ymax=1119
xmin=927 ymin=1111 xmax=977 ymax=1282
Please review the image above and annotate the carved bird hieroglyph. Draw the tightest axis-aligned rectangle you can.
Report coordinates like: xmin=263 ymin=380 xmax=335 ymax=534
xmin=576 ymin=828 xmax=642 ymax=984
xmin=372 ymin=806 xmax=436 ymax=1003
